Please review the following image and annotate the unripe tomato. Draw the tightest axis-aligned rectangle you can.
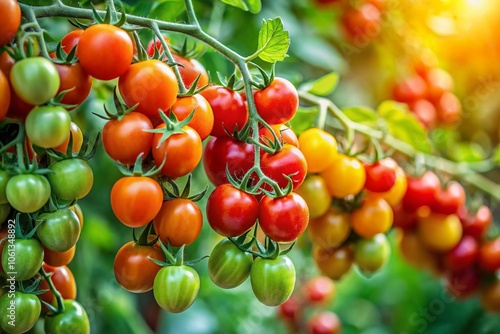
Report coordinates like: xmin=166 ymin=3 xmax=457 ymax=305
xmin=250 ymin=256 xmax=295 ymax=306
xmin=36 ymin=208 xmax=81 ymax=252
xmin=398 ymin=230 xmax=439 ymax=271
xmin=254 ymin=77 xmax=298 ymax=125
xmin=2 ymin=238 xmax=43 ymax=281
xmin=351 ymin=196 xmax=393 ymax=238
xmin=295 ymin=175 xmax=331 ymax=218
xmin=417 ymin=213 xmax=462 ymax=252
xmin=153 ymin=265 xmax=200 ymax=313
xmin=0 ymin=292 xmax=40 ymax=334
xmin=320 ymin=154 xmax=366 ymax=198
xmin=6 ymin=174 xmax=51 ymax=213
xmin=208 ymin=238 xmax=253 ymax=289
xmin=298 ymin=128 xmax=338 ymax=173
xmin=354 ymin=233 xmax=391 ymax=275
xmin=313 ymin=245 xmax=353 ymax=280
xmin=308 ymin=207 xmax=351 ymax=249
xmin=47 ymin=159 xmax=93 ymax=201
xmin=44 ymin=300 xmax=90 ymax=334
xmin=25 ymin=106 xmax=71 ymax=148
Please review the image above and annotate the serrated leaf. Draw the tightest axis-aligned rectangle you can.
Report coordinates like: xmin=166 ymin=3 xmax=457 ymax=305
xmin=220 ymin=0 xmax=261 ymax=13
xmin=301 ymin=72 xmax=339 ymax=96
xmin=377 ymin=100 xmax=431 ymax=153
xmin=343 ymin=106 xmax=378 ymax=125
xmin=289 ymin=107 xmax=319 ymax=135
xmin=256 ymin=18 xmax=290 ymax=63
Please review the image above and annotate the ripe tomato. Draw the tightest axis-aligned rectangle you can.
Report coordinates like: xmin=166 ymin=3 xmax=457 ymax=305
xmin=354 ymin=233 xmax=391 ymax=275
xmin=110 ymin=176 xmax=163 ymax=228
xmin=341 ymin=3 xmax=381 ymax=42
xmin=152 ymin=125 xmax=202 ymax=178
xmin=408 ymin=99 xmax=436 ymax=129
xmin=259 ymin=124 xmax=299 ymax=147
xmin=436 ymin=92 xmax=461 ymax=125
xmin=298 ymin=128 xmax=338 ymax=173
xmin=258 ymin=193 xmax=309 ymax=243
xmin=36 ymin=208 xmax=81 ymax=252
xmin=261 ymin=144 xmax=307 ymax=191
xmin=153 ymin=199 xmax=203 ymax=247
xmin=201 ymin=85 xmax=248 ymax=137
xmin=392 ymin=76 xmax=427 ymax=103
xmin=203 ymin=137 xmax=254 ymax=186
xmin=208 ymin=238 xmax=253 ymax=289
xmin=391 ymin=202 xmax=418 ymax=230
xmin=206 ymin=184 xmax=258 ymax=237
xmin=424 ymin=68 xmax=454 ymax=102
xmin=462 ymin=205 xmax=491 ymax=240
xmin=2 ymin=238 xmax=43 ymax=281
xmin=417 ymin=213 xmax=462 ymax=252
xmin=307 ymin=311 xmax=342 ymax=334
xmin=374 ymin=165 xmax=407 ymax=207
xmin=443 ymin=235 xmax=479 ymax=272
xmin=118 ymin=59 xmax=178 ymax=117
xmin=398 ymin=230 xmax=439 ymax=271
xmin=254 ymin=77 xmax=298 ymax=125
xmin=78 ymin=24 xmax=133 ymax=80
xmin=153 ymin=265 xmax=200 ymax=313
xmin=174 ymin=54 xmax=209 ymax=90
xmin=0 ymin=0 xmax=21 ymax=47
xmin=295 ymin=175 xmax=331 ymax=218
xmin=480 ymin=280 xmax=500 ymax=313
xmin=39 ymin=264 xmax=77 ymax=305
xmin=53 ymin=121 xmax=84 ymax=154
xmin=431 ymin=181 xmax=465 ymax=215
xmin=313 ymin=245 xmax=353 ymax=280
xmin=6 ymin=174 xmax=51 ymax=213
xmin=169 ymin=94 xmax=214 ymax=140
xmin=444 ymin=267 xmax=480 ymax=299
xmin=363 ymin=158 xmax=397 ymax=193
xmin=303 ymin=276 xmax=336 ymax=305
xmin=402 ymin=171 xmax=441 ymax=212
xmin=113 ymin=241 xmax=164 ymax=293
xmin=250 ymin=255 xmax=295 ymax=306
xmin=43 ymin=245 xmax=76 ymax=267
xmin=55 ymin=62 xmax=92 ymax=107
xmin=47 ymin=159 xmax=93 ymax=201
xmin=0 ymin=70 xmax=9 ymax=121
xmin=102 ymin=112 xmax=154 ymax=165
xmin=277 ymin=296 xmax=301 ymax=325
xmin=479 ymin=238 xmax=500 ymax=273
xmin=0 ymin=292 xmax=40 ymax=334
xmin=351 ymin=196 xmax=393 ymax=238
xmin=320 ymin=154 xmax=366 ymax=198
xmin=44 ymin=300 xmax=90 ymax=333
xmin=308 ymin=207 xmax=351 ymax=249
xmin=25 ymin=106 xmax=71 ymax=148
xmin=60 ymin=29 xmax=84 ymax=53
xmin=10 ymin=57 xmax=60 ymax=105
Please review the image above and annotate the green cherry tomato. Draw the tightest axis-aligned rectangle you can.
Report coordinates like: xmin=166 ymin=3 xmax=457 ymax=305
xmin=295 ymin=175 xmax=332 ymax=219
xmin=0 ymin=292 xmax=41 ymax=334
xmin=0 ymin=170 xmax=10 ymax=204
xmin=208 ymin=238 xmax=253 ymax=289
xmin=47 ymin=159 xmax=93 ymax=201
xmin=44 ymin=300 xmax=90 ymax=334
xmin=10 ymin=57 xmax=60 ymax=105
xmin=354 ymin=233 xmax=391 ymax=275
xmin=25 ymin=106 xmax=71 ymax=148
xmin=250 ymin=256 xmax=296 ymax=306
xmin=36 ymin=209 xmax=81 ymax=252
xmin=2 ymin=238 xmax=43 ymax=281
xmin=5 ymin=174 xmax=50 ymax=213
xmin=153 ymin=265 xmax=200 ymax=313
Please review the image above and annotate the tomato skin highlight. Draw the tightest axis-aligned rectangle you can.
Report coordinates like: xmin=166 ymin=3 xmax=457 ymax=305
xmin=206 ymin=184 xmax=258 ymax=237
xmin=258 ymin=193 xmax=309 ymax=243
xmin=78 ymin=24 xmax=133 ymax=80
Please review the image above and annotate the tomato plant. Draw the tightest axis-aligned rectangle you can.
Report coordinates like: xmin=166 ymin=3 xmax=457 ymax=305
xmin=153 ymin=265 xmax=200 ymax=313
xmin=208 ymin=238 xmax=253 ymax=289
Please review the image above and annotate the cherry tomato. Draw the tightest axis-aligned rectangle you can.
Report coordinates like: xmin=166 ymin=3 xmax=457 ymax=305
xmin=308 ymin=207 xmax=351 ymax=249
xmin=462 ymin=205 xmax=492 ymax=240
xmin=363 ymin=158 xmax=397 ymax=193
xmin=341 ymin=3 xmax=381 ymax=42
xmin=277 ymin=296 xmax=301 ymax=325
xmin=295 ymin=175 xmax=331 ymax=218
xmin=392 ymin=75 xmax=427 ymax=103
xmin=169 ymin=94 xmax=214 ymax=140
xmin=479 ymin=238 xmax=500 ymax=273
xmin=206 ymin=184 xmax=258 ymax=237
xmin=0 ymin=292 xmax=40 ymax=334
xmin=2 ymin=238 xmax=43 ymax=281
xmin=153 ymin=199 xmax=202 ymax=247
xmin=203 ymin=137 xmax=254 ymax=186
xmin=208 ymin=238 xmax=253 ymax=289
xmin=102 ymin=112 xmax=154 ymax=165
xmin=152 ymin=125 xmax=202 ymax=178
xmin=307 ymin=311 xmax=342 ymax=334
xmin=36 ymin=208 xmax=81 ymax=252
xmin=354 ymin=233 xmax=391 ymax=275
xmin=261 ymin=144 xmax=307 ymax=191
xmin=374 ymin=165 xmax=407 ymax=207
xmin=436 ymin=92 xmax=461 ymax=126
xmin=55 ymin=62 xmax=92 ymax=107
xmin=110 ymin=176 xmax=163 ymax=228
xmin=53 ymin=122 xmax=84 ymax=154
xmin=298 ymin=128 xmax=338 ymax=173
xmin=39 ymin=264 xmax=77 ymax=305
xmin=480 ymin=279 xmax=500 ymax=313
xmin=391 ymin=202 xmax=418 ymax=230
xmin=259 ymin=124 xmax=299 ymax=147
xmin=174 ymin=54 xmax=209 ymax=90
xmin=153 ymin=265 xmax=200 ymax=313
xmin=0 ymin=70 xmax=9 ymax=121
xmin=258 ymin=193 xmax=309 ymax=243
xmin=313 ymin=245 xmax=353 ymax=280
xmin=254 ymin=77 xmax=298 ymax=125
xmin=113 ymin=241 xmax=164 ymax=293
xmin=43 ymin=245 xmax=76 ymax=267
xmin=398 ymin=230 xmax=439 ymax=271
xmin=44 ymin=300 xmax=90 ymax=334
xmin=351 ymin=196 xmax=393 ymax=238
xmin=443 ymin=235 xmax=479 ymax=272
xmin=201 ymin=85 xmax=248 ymax=137
xmin=78 ymin=24 xmax=133 ymax=80
xmin=0 ymin=0 xmax=20 ymax=47
xmin=432 ymin=181 xmax=465 ymax=215
xmin=47 ymin=158 xmax=93 ymax=201
xmin=118 ymin=59 xmax=178 ymax=117
xmin=250 ymin=255 xmax=295 ymax=306
xmin=303 ymin=276 xmax=336 ymax=305
xmin=60 ymin=29 xmax=84 ymax=54
xmin=417 ymin=213 xmax=462 ymax=252
xmin=320 ymin=154 xmax=366 ymax=198
xmin=25 ymin=105 xmax=71 ymax=148
xmin=402 ymin=171 xmax=441 ymax=212
xmin=445 ymin=266 xmax=480 ymax=299
xmin=408 ymin=99 xmax=436 ymax=129
xmin=425 ymin=68 xmax=454 ymax=102
xmin=6 ymin=174 xmax=51 ymax=213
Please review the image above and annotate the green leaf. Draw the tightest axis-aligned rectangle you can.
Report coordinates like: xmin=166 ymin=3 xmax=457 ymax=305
xmin=256 ymin=18 xmax=290 ymax=63
xmin=450 ymin=142 xmax=486 ymax=162
xmin=220 ymin=0 xmax=261 ymax=14
xmin=289 ymin=107 xmax=319 ymax=135
xmin=343 ymin=106 xmax=378 ymax=125
xmin=301 ymin=72 xmax=339 ymax=96
xmin=152 ymin=0 xmax=186 ymax=21
xmin=377 ymin=100 xmax=432 ymax=153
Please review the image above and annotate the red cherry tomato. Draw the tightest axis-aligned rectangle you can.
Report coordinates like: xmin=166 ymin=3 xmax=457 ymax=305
xmin=260 ymin=144 xmax=307 ymax=191
xmin=443 ymin=235 xmax=479 ymax=272
xmin=392 ymin=76 xmax=427 ymax=104
xmin=431 ymin=181 xmax=466 ymax=215
xmin=479 ymin=238 xmax=500 ymax=273
xmin=462 ymin=205 xmax=492 ymax=240
xmin=254 ymin=77 xmax=298 ymax=125
xmin=402 ymin=171 xmax=441 ymax=212
xmin=363 ymin=158 xmax=397 ymax=193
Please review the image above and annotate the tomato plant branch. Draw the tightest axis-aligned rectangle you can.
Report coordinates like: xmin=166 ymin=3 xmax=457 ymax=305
xmin=299 ymin=91 xmax=500 ymax=201
xmin=39 ymin=267 xmax=65 ymax=314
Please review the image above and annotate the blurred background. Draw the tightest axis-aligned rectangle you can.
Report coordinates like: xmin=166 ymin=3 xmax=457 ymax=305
xmin=29 ymin=0 xmax=500 ymax=333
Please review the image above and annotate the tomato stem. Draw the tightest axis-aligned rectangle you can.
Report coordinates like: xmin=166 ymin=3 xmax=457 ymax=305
xmin=39 ymin=266 xmax=65 ymax=314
